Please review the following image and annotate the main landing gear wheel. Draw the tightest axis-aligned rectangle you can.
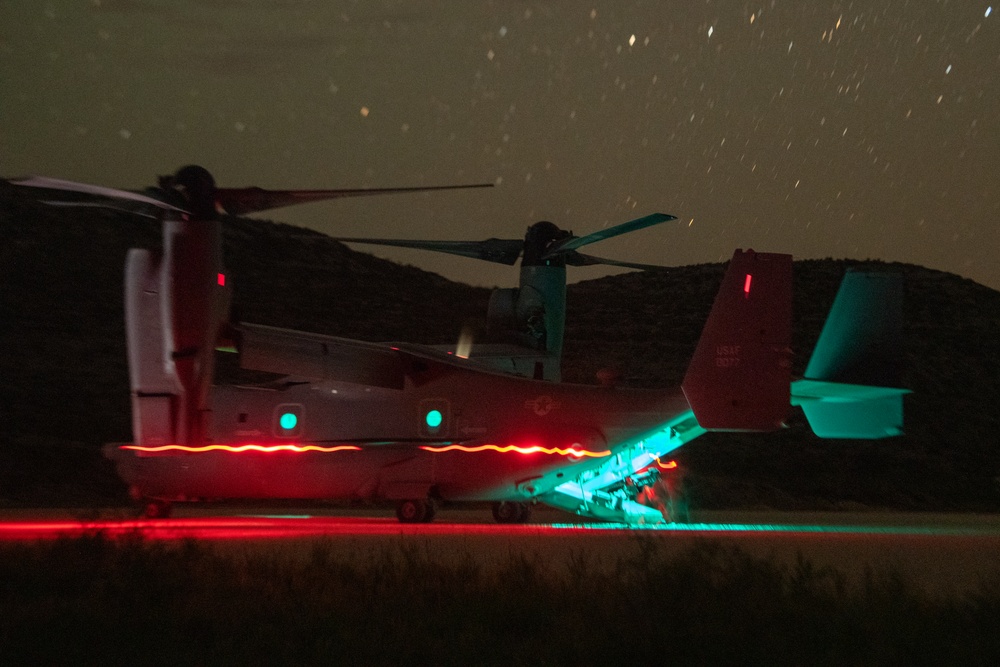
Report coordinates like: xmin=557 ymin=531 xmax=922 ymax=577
xmin=492 ymin=501 xmax=530 ymax=524
xmin=142 ymin=499 xmax=172 ymax=519
xmin=396 ymin=499 xmax=436 ymax=523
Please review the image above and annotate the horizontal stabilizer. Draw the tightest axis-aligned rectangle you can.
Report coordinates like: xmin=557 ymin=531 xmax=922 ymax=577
xmin=682 ymin=250 xmax=793 ymax=431
xmin=792 ymin=379 xmax=908 ymax=438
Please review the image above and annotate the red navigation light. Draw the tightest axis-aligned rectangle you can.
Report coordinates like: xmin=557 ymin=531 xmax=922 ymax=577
xmin=217 ymin=273 xmax=226 ymax=286
xmin=744 ymin=273 xmax=752 ymax=297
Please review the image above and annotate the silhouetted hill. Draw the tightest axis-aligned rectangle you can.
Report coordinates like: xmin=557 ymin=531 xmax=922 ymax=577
xmin=2 ymin=194 xmax=999 ymax=511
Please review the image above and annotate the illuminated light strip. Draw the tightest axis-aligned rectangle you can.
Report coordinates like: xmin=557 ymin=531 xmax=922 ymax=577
xmin=120 ymin=442 xmax=611 ymax=457
xmin=744 ymin=273 xmax=753 ymax=295
xmin=549 ymin=522 xmax=1000 ymax=536
xmin=420 ymin=444 xmax=612 ymax=458
xmin=121 ymin=444 xmax=362 ymax=454
xmin=655 ymin=457 xmax=678 ymax=470
xmin=2 ymin=517 xmax=999 ymax=542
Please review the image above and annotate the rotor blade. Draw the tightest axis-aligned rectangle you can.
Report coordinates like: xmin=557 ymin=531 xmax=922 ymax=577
xmin=4 ymin=176 xmax=188 ymax=213
xmin=564 ymin=250 xmax=669 ymax=270
xmin=40 ymin=200 xmax=161 ymax=219
xmin=542 ymin=212 xmax=677 ymax=259
xmin=333 ymin=236 xmax=523 ymax=265
xmin=216 ymin=183 xmax=493 ymax=216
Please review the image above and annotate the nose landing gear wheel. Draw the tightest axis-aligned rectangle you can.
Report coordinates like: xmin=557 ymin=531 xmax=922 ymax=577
xmin=396 ymin=499 xmax=435 ymax=523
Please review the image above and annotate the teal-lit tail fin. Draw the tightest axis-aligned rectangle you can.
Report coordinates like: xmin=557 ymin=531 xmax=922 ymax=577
xmin=682 ymin=249 xmax=793 ymax=431
xmin=792 ymin=271 xmax=908 ymax=438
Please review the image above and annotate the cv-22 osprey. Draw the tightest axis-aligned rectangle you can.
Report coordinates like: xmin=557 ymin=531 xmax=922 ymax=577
xmin=5 ymin=166 xmax=907 ymax=523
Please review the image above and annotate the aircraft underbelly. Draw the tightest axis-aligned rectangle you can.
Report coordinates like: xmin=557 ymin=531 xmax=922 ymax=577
xmin=115 ymin=449 xmax=397 ymax=501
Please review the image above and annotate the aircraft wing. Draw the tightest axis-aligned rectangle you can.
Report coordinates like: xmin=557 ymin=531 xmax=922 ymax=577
xmin=236 ymin=323 xmax=407 ymax=390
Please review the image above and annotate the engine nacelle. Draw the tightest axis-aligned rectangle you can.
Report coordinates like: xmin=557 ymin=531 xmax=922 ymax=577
xmin=125 ymin=218 xmax=230 ymax=446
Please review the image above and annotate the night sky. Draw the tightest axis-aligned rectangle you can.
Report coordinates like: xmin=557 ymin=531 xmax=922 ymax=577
xmin=2 ymin=1 xmax=997 ymax=290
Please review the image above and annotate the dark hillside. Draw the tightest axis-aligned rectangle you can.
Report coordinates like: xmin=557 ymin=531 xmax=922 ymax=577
xmin=2 ymin=194 xmax=999 ymax=511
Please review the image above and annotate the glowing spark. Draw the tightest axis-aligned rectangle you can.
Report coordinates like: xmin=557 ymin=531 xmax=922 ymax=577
xmin=420 ymin=444 xmax=611 ymax=458
xmin=122 ymin=444 xmax=362 ymax=454
xmin=707 ymin=26 xmax=714 ymax=38
xmin=629 ymin=34 xmax=636 ymax=46
xmin=986 ymin=6 xmax=992 ymax=18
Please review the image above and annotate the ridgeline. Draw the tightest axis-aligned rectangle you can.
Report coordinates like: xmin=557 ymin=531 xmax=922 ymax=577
xmin=2 ymin=195 xmax=998 ymax=511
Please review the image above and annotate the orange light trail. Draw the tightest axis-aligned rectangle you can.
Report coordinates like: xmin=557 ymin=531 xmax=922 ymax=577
xmin=420 ymin=444 xmax=611 ymax=458
xmin=119 ymin=443 xmax=612 ymax=458
xmin=656 ymin=458 xmax=678 ymax=469
xmin=121 ymin=444 xmax=362 ymax=454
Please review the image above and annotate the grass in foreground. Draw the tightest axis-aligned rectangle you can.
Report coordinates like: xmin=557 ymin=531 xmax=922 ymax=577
xmin=1 ymin=534 xmax=999 ymax=665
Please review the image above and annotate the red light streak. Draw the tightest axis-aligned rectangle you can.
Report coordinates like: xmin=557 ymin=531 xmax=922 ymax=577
xmin=744 ymin=273 xmax=752 ymax=296
xmin=218 ymin=272 xmax=226 ymax=286
xmin=420 ymin=444 xmax=611 ymax=458
xmin=121 ymin=444 xmax=362 ymax=454
xmin=0 ymin=516 xmax=613 ymax=542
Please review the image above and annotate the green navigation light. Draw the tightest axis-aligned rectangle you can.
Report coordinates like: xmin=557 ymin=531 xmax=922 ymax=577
xmin=425 ymin=409 xmax=443 ymax=429
xmin=279 ymin=412 xmax=298 ymax=430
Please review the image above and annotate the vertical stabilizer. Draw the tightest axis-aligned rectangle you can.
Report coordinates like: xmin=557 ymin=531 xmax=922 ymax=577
xmin=682 ymin=250 xmax=793 ymax=431
xmin=804 ymin=271 xmax=903 ymax=387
